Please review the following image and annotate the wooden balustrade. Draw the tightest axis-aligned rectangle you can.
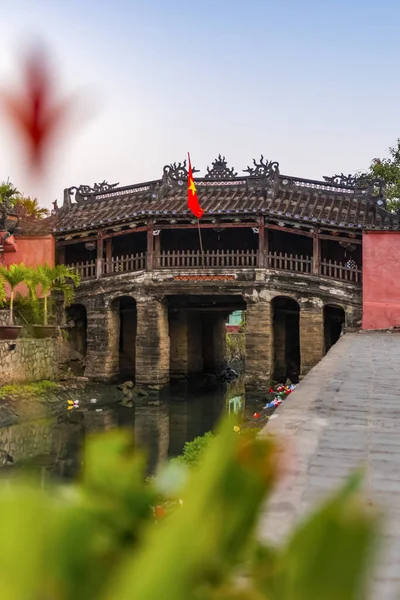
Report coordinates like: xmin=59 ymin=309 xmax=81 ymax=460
xmin=267 ymin=251 xmax=312 ymax=274
xmin=70 ymin=261 xmax=96 ymax=280
xmin=154 ymin=249 xmax=258 ymax=269
xmin=67 ymin=249 xmax=361 ymax=285
xmin=320 ymin=259 xmax=362 ymax=283
xmin=104 ymin=252 xmax=146 ymax=275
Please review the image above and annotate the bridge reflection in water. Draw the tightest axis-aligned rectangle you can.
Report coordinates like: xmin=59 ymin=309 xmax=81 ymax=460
xmin=0 ymin=377 xmax=261 ymax=481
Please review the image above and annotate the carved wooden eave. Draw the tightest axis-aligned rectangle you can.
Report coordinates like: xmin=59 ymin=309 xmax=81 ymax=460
xmin=54 ymin=155 xmax=393 ymax=238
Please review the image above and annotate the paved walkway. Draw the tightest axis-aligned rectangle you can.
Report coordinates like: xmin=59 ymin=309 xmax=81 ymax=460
xmin=259 ymin=333 xmax=400 ymax=600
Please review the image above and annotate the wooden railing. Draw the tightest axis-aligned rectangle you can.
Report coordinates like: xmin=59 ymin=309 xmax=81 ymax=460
xmin=320 ymin=259 xmax=362 ymax=283
xmin=70 ymin=260 xmax=96 ymax=280
xmin=104 ymin=253 xmax=146 ymax=275
xmin=67 ymin=250 xmax=362 ymax=285
xmin=267 ymin=251 xmax=312 ymax=274
xmin=155 ymin=249 xmax=258 ymax=269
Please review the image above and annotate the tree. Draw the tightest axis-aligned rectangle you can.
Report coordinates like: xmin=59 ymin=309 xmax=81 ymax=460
xmin=0 ymin=264 xmax=32 ymax=325
xmin=16 ymin=196 xmax=49 ymax=220
xmin=34 ymin=263 xmax=80 ymax=325
xmin=363 ymin=139 xmax=400 ymax=212
xmin=0 ymin=180 xmax=21 ymax=207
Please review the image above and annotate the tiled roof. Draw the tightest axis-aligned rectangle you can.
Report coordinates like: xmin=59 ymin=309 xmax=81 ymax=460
xmin=54 ymin=159 xmax=397 ymax=234
xmin=16 ymin=215 xmax=56 ymax=236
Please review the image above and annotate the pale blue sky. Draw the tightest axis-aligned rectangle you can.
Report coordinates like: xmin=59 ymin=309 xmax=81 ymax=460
xmin=0 ymin=0 xmax=399 ymax=207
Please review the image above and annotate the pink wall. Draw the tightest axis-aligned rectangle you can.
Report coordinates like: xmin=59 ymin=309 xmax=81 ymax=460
xmin=2 ymin=234 xmax=55 ymax=297
xmin=363 ymin=231 xmax=400 ymax=329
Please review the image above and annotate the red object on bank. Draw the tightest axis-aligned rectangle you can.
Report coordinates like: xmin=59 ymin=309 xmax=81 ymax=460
xmin=187 ymin=153 xmax=204 ymax=219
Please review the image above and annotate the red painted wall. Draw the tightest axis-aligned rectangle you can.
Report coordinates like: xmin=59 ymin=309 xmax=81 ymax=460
xmin=2 ymin=234 xmax=55 ymax=297
xmin=363 ymin=231 xmax=400 ymax=329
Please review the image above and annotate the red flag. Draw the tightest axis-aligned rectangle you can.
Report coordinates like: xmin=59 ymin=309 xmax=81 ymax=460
xmin=187 ymin=153 xmax=204 ymax=219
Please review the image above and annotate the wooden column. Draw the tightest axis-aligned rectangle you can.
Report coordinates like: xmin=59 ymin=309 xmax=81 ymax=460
xmin=258 ymin=216 xmax=265 ymax=267
xmin=105 ymin=238 xmax=112 ymax=275
xmin=312 ymin=227 xmax=320 ymax=275
xmin=264 ymin=227 xmax=269 ymax=267
xmin=96 ymin=230 xmax=104 ymax=279
xmin=147 ymin=219 xmax=154 ymax=271
xmin=154 ymin=231 xmax=161 ymax=268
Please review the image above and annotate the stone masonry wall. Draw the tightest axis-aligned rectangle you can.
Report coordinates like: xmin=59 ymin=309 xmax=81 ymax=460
xmin=0 ymin=339 xmax=59 ymax=384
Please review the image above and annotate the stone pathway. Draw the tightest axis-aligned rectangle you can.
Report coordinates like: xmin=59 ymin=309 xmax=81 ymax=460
xmin=259 ymin=332 xmax=400 ymax=600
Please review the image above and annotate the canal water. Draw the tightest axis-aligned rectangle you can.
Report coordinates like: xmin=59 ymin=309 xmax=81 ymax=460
xmin=0 ymin=376 xmax=267 ymax=482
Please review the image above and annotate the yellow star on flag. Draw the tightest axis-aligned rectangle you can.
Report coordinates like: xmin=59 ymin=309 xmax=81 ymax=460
xmin=189 ymin=178 xmax=196 ymax=195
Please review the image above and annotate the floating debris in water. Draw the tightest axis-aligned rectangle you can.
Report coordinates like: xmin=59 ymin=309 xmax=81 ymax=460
xmin=90 ymin=399 xmax=97 ymax=404
xmin=252 ymin=383 xmax=297 ymax=421
xmin=67 ymin=399 xmax=79 ymax=411
xmin=233 ymin=425 xmax=241 ymax=433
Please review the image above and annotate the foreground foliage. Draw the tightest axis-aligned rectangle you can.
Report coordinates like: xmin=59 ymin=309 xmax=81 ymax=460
xmin=0 ymin=420 xmax=378 ymax=599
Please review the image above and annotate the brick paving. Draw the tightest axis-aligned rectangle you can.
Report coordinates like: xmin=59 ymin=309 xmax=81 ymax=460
xmin=259 ymin=333 xmax=400 ymax=600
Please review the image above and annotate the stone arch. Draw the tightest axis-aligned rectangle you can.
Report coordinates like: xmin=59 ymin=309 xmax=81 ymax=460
xmin=65 ymin=303 xmax=87 ymax=356
xmin=109 ymin=295 xmax=137 ymax=380
xmin=324 ymin=304 xmax=345 ymax=353
xmin=271 ymin=296 xmax=300 ymax=383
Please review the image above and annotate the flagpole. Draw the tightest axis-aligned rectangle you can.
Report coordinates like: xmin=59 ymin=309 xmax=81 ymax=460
xmin=197 ymin=219 xmax=205 ymax=267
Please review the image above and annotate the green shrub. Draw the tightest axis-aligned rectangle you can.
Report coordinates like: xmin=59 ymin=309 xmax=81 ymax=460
xmin=0 ymin=380 xmax=59 ymax=398
xmin=226 ymin=332 xmax=245 ymax=362
xmin=171 ymin=431 xmax=214 ymax=466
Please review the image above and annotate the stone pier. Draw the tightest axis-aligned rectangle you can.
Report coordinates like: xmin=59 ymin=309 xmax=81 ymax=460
xmin=85 ymin=304 xmax=120 ymax=381
xmin=202 ymin=313 xmax=228 ymax=373
xmin=245 ymin=298 xmax=273 ymax=392
xmin=299 ymin=297 xmax=325 ymax=378
xmin=135 ymin=297 xmax=170 ymax=389
xmin=169 ymin=312 xmax=203 ymax=379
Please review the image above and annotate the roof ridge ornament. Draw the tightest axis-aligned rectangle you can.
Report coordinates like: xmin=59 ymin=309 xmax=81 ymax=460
xmin=323 ymin=173 xmax=370 ymax=188
xmin=323 ymin=172 xmax=387 ymax=204
xmin=205 ymin=155 xmax=237 ymax=179
xmin=162 ymin=160 xmax=199 ymax=185
xmin=65 ymin=181 xmax=119 ymax=205
xmin=243 ymin=155 xmax=280 ymax=179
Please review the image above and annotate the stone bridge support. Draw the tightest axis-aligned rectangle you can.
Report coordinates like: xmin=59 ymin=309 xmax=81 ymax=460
xmin=245 ymin=298 xmax=273 ymax=393
xmin=135 ymin=297 xmax=170 ymax=389
xmin=170 ymin=312 xmax=203 ymax=379
xmin=84 ymin=303 xmax=120 ymax=381
xmin=202 ymin=313 xmax=228 ymax=373
xmin=299 ymin=297 xmax=324 ymax=378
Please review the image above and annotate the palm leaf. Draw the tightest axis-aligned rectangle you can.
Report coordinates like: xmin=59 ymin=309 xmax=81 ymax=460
xmin=0 ymin=264 xmax=31 ymax=290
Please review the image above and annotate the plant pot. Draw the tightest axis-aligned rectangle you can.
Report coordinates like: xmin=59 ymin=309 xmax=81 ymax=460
xmin=32 ymin=325 xmax=59 ymax=339
xmin=0 ymin=325 xmax=23 ymax=340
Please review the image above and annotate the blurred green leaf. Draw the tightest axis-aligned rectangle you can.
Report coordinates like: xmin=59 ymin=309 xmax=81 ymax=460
xmin=104 ymin=420 xmax=279 ymax=600
xmin=256 ymin=472 xmax=378 ymax=600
